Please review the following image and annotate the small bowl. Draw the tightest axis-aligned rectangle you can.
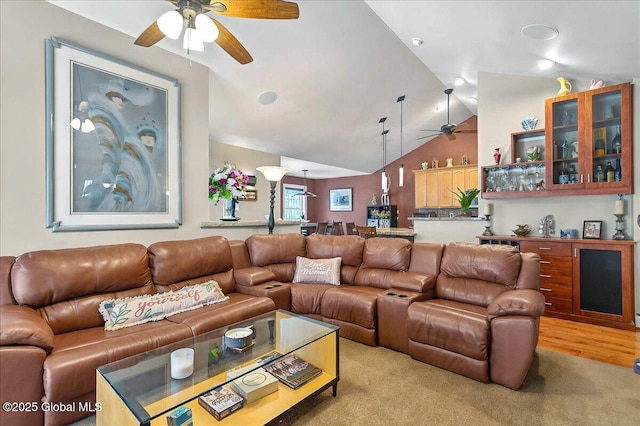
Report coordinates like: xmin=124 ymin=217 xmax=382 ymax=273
xmin=512 ymin=228 xmax=531 ymax=237
xmin=521 ymin=117 xmax=538 ymax=131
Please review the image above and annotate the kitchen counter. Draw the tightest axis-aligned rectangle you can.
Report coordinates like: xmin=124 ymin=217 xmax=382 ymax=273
xmin=200 ymin=219 xmax=300 ymax=228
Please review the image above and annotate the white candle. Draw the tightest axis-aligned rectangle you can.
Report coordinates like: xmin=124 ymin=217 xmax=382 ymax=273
xmin=484 ymin=203 xmax=492 ymax=216
xmin=171 ymin=348 xmax=194 ymax=379
xmin=614 ymin=200 xmax=624 ymax=215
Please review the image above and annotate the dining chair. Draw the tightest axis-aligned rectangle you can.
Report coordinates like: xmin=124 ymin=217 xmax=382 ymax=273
xmin=345 ymin=222 xmax=358 ymax=235
xmin=356 ymin=226 xmax=377 ymax=239
xmin=316 ymin=222 xmax=328 ymax=235
xmin=331 ymin=221 xmax=344 ymax=235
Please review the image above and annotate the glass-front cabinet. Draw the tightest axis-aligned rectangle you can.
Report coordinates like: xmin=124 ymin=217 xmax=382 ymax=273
xmin=544 ymin=82 xmax=632 ymax=194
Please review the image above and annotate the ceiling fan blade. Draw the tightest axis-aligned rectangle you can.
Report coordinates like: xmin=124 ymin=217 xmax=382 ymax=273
xmin=212 ymin=18 xmax=253 ymax=64
xmin=420 ymin=129 xmax=442 ymax=132
xmin=455 ymin=129 xmax=478 ymax=134
xmin=417 ymin=134 xmax=440 ymax=140
xmin=447 ymin=133 xmax=457 ymax=141
xmin=211 ymin=0 xmax=299 ymax=19
xmin=134 ymin=21 xmax=166 ymax=47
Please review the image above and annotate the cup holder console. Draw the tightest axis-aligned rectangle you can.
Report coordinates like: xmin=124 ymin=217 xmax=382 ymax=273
xmin=265 ymin=284 xmax=282 ymax=290
xmin=385 ymin=291 xmax=408 ymax=298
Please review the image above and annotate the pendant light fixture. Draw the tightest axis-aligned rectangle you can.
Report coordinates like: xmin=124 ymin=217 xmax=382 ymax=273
xmin=397 ymin=95 xmax=405 ymax=187
xmin=379 ymin=117 xmax=388 ymax=190
xmin=294 ymin=169 xmax=317 ymax=197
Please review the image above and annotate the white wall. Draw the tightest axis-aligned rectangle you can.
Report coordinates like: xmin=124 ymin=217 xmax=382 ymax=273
xmin=478 ymin=72 xmax=639 ymax=320
xmin=0 ymin=1 xmax=279 ymax=255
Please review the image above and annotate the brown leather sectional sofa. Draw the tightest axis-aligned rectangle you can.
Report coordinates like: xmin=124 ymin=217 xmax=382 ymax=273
xmin=0 ymin=233 xmax=544 ymax=426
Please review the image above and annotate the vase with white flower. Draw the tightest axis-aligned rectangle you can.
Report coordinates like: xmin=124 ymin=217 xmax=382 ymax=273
xmin=208 ymin=162 xmax=249 ymax=220
xmin=526 ymin=146 xmax=541 ymax=162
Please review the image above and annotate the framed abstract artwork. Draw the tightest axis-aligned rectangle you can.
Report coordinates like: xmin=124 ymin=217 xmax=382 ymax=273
xmin=45 ymin=37 xmax=181 ymax=231
xmin=329 ymin=188 xmax=353 ymax=212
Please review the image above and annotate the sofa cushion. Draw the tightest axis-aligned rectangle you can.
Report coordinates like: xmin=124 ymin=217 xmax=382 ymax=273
xmin=305 ymin=235 xmax=364 ymax=267
xmin=408 ymin=299 xmax=489 ymax=361
xmin=148 ymin=236 xmax=236 ymax=294
xmin=245 ymin=234 xmax=306 ymax=267
xmin=11 ymin=244 xmax=153 ymax=334
xmin=99 ymin=281 xmax=228 ymax=331
xmin=361 ymin=238 xmax=411 ymax=271
xmin=293 ymin=256 xmax=341 ymax=285
xmin=440 ymin=243 xmax=521 ymax=288
xmin=43 ymin=321 xmax=193 ymax=401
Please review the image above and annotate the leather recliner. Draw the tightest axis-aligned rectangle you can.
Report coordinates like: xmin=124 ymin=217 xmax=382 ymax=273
xmin=407 ymin=242 xmax=545 ymax=390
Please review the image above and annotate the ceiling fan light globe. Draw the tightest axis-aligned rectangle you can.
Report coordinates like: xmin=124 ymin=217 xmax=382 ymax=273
xmin=195 ymin=14 xmax=218 ymax=42
xmin=183 ymin=27 xmax=204 ymax=52
xmin=157 ymin=10 xmax=183 ymax=40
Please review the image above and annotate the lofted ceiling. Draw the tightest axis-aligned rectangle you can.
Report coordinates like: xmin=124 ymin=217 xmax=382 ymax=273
xmin=48 ymin=1 xmax=639 ymax=178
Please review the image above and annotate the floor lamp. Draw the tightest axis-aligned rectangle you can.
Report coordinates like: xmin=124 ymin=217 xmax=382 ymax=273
xmin=257 ymin=166 xmax=290 ymax=234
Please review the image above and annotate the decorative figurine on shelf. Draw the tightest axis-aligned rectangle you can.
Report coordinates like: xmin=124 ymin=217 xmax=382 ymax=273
xmin=446 ymin=158 xmax=453 ymax=167
xmin=512 ymin=224 xmax=531 ymax=237
xmin=461 ymin=155 xmax=468 ymax=166
xmin=589 ymin=79 xmax=606 ymax=90
xmin=370 ymin=194 xmax=378 ymax=206
xmin=538 ymin=214 xmax=555 ymax=238
xmin=493 ymin=148 xmax=501 ymax=165
xmin=432 ymin=159 xmax=439 ymax=169
xmin=556 ymin=77 xmax=572 ymax=96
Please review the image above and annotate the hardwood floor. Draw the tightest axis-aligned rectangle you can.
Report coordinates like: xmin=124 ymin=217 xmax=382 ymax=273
xmin=537 ymin=316 xmax=640 ymax=368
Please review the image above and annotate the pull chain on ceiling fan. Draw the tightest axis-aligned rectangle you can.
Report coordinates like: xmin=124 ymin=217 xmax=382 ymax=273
xmin=134 ymin=0 xmax=299 ymax=64
xmin=418 ymin=88 xmax=477 ymax=141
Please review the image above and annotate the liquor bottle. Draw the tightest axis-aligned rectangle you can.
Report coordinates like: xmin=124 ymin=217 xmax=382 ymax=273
xmin=605 ymin=161 xmax=615 ymax=182
xmin=611 ymin=125 xmax=621 ymax=154
xmin=614 ymin=158 xmax=622 ymax=182
xmin=594 ymin=129 xmax=606 ymax=156
xmin=595 ymin=165 xmax=604 ymax=182
xmin=560 ymin=140 xmax=569 ymax=159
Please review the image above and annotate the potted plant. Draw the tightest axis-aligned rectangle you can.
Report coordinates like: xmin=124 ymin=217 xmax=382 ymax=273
xmin=450 ymin=187 xmax=480 ymax=216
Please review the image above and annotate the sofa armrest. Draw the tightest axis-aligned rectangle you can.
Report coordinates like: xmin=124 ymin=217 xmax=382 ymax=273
xmin=236 ymin=282 xmax=291 ymax=311
xmin=0 ymin=305 xmax=54 ymax=352
xmin=234 ymin=267 xmax=277 ymax=286
xmin=389 ymin=272 xmax=436 ymax=293
xmin=487 ymin=289 xmax=545 ymax=320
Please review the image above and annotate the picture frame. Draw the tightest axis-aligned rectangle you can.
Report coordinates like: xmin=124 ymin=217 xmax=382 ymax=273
xmin=329 ymin=188 xmax=353 ymax=212
xmin=583 ymin=220 xmax=603 ymax=240
xmin=244 ymin=189 xmax=258 ymax=201
xmin=45 ymin=38 xmax=181 ymax=231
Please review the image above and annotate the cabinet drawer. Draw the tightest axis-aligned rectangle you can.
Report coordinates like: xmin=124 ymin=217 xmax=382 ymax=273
xmin=543 ymin=296 xmax=573 ymax=314
xmin=519 ymin=241 xmax=571 ymax=257
xmin=539 ymin=283 xmax=572 ymax=299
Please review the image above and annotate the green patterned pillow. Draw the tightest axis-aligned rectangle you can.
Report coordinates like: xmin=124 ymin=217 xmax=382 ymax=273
xmin=99 ymin=280 xmax=228 ymax=331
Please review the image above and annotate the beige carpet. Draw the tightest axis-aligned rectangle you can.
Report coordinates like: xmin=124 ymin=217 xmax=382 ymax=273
xmin=73 ymin=338 xmax=639 ymax=426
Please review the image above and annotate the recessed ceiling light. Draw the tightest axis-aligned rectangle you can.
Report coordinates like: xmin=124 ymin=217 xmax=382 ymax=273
xmin=537 ymin=59 xmax=555 ymax=70
xmin=521 ymin=24 xmax=559 ymax=40
xmin=258 ymin=91 xmax=278 ymax=105
xmin=454 ymin=77 xmax=465 ymax=86
xmin=412 ymin=37 xmax=423 ymax=46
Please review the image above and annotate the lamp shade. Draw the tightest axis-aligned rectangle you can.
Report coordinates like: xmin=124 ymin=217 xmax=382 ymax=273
xmin=157 ymin=10 xmax=183 ymax=40
xmin=195 ymin=14 xmax=219 ymax=42
xmin=257 ymin=166 xmax=290 ymax=182
xmin=398 ymin=164 xmax=404 ymax=187
xmin=183 ymin=27 xmax=204 ymax=52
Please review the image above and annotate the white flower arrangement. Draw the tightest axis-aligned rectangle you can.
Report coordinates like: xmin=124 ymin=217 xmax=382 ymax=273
xmin=208 ymin=162 xmax=249 ymax=204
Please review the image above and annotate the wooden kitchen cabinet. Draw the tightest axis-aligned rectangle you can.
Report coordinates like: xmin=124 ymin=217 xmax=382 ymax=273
xmin=414 ymin=165 xmax=478 ymax=208
xmin=478 ymin=235 xmax=636 ymax=330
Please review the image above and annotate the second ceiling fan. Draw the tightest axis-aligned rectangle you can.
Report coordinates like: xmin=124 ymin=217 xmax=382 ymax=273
xmin=418 ymin=88 xmax=477 ymax=141
xmin=134 ymin=0 xmax=299 ymax=65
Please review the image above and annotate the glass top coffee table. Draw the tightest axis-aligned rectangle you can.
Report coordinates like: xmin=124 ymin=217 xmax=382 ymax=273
xmin=96 ymin=310 xmax=339 ymax=426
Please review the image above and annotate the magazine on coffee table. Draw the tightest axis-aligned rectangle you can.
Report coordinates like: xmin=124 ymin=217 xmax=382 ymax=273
xmin=263 ymin=354 xmax=322 ymax=389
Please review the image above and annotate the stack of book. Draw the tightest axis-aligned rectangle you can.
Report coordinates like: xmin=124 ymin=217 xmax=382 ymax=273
xmin=264 ymin=354 xmax=322 ymax=389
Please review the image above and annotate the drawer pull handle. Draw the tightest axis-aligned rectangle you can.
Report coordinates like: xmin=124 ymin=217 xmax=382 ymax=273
xmin=539 ymin=247 xmax=552 ymax=250
xmin=540 ymin=274 xmax=552 ymax=278
xmin=545 ymin=302 xmax=552 ymax=306
xmin=540 ymin=288 xmax=552 ymax=292
xmin=540 ymin=260 xmax=551 ymax=264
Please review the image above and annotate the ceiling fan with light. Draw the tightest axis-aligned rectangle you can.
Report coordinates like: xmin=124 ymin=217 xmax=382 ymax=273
xmin=134 ymin=0 xmax=299 ymax=64
xmin=418 ymin=88 xmax=477 ymax=141
xmin=294 ymin=169 xmax=316 ymax=197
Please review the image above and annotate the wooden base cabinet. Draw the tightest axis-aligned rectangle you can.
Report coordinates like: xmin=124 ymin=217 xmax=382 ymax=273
xmin=478 ymin=236 xmax=635 ymax=330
